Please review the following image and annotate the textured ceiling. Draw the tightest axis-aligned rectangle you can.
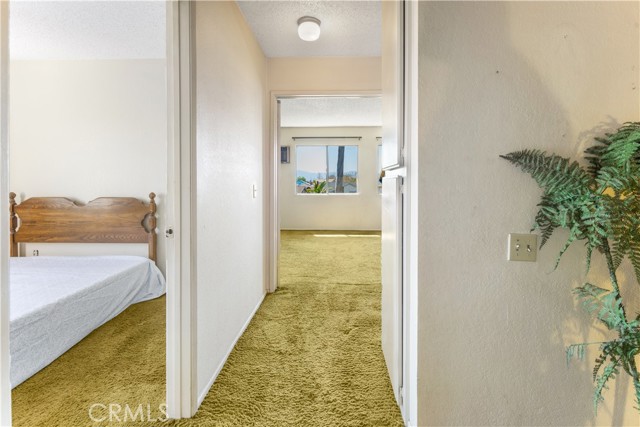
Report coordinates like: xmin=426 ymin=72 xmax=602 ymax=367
xmin=237 ymin=1 xmax=381 ymax=57
xmin=280 ymin=97 xmax=381 ymax=127
xmin=10 ymin=2 xmax=380 ymax=126
xmin=10 ymin=1 xmax=378 ymax=60
xmin=9 ymin=1 xmax=166 ymax=60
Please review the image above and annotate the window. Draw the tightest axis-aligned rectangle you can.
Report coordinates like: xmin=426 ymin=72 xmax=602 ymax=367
xmin=296 ymin=145 xmax=358 ymax=194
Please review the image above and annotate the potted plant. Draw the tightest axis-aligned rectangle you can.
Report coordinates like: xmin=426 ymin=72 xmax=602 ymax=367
xmin=501 ymin=122 xmax=640 ymax=414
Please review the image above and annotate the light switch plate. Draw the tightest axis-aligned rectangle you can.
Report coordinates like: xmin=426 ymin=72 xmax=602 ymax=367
xmin=508 ymin=233 xmax=538 ymax=262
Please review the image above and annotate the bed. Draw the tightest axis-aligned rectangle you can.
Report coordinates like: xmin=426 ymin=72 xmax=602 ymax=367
xmin=8 ymin=192 xmax=166 ymax=389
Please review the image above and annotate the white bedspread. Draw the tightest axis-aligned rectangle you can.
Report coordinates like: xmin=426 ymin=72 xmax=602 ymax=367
xmin=9 ymin=256 xmax=165 ymax=388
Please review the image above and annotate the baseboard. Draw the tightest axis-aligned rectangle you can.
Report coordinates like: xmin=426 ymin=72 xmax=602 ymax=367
xmin=197 ymin=292 xmax=266 ymax=406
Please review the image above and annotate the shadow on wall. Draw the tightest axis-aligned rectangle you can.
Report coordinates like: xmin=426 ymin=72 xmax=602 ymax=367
xmin=420 ymin=1 xmax=637 ymax=426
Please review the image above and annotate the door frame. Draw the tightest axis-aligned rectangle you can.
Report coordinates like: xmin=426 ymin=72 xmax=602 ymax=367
xmin=165 ymin=0 xmax=197 ymax=419
xmin=0 ymin=1 xmax=11 ymax=424
xmin=0 ymin=2 xmax=199 ymax=423
xmin=402 ymin=1 xmax=419 ymax=424
xmin=267 ymin=90 xmax=381 ymax=293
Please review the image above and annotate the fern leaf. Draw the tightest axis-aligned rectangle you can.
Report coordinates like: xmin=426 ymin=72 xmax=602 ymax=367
xmin=601 ymin=138 xmax=640 ymax=169
xmin=585 ymin=138 xmax=610 ymax=177
xmin=566 ymin=343 xmax=587 ymax=366
xmin=573 ymin=284 xmax=624 ymax=331
xmin=629 ymin=238 xmax=640 ymax=284
xmin=584 ymin=244 xmax=593 ymax=274
xmin=593 ymin=353 xmax=607 ymax=382
xmin=587 ymin=123 xmax=640 ymax=175
xmin=594 ymin=360 xmax=620 ymax=414
xmin=500 ymin=150 xmax=592 ymax=195
xmin=592 ymin=341 xmax=625 ymax=381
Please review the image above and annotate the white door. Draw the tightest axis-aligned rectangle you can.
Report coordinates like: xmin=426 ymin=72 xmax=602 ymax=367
xmin=381 ymin=176 xmax=403 ymax=404
xmin=381 ymin=0 xmax=405 ymax=411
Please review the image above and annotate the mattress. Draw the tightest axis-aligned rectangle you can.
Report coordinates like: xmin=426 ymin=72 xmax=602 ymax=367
xmin=9 ymin=255 xmax=166 ymax=388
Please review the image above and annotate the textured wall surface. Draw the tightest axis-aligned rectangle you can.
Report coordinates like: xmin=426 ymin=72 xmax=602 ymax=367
xmin=9 ymin=59 xmax=167 ymax=273
xmin=268 ymin=56 xmax=381 ymax=93
xmin=279 ymin=126 xmax=382 ymax=231
xmin=194 ymin=0 xmax=268 ymax=401
xmin=279 ymin=97 xmax=381 ymax=128
xmin=9 ymin=1 xmax=165 ymax=60
xmin=417 ymin=2 xmax=640 ymax=425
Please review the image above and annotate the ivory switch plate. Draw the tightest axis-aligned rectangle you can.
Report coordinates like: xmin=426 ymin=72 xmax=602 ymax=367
xmin=508 ymin=233 xmax=537 ymax=262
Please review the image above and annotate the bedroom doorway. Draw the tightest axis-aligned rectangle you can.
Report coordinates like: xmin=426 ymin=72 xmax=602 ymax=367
xmin=269 ymin=94 xmax=383 ymax=292
xmin=2 ymin=1 xmax=174 ymax=425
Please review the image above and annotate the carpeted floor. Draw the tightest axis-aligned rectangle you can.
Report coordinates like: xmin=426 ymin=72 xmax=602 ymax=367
xmin=170 ymin=231 xmax=403 ymax=427
xmin=12 ymin=231 xmax=403 ymax=426
xmin=12 ymin=295 xmax=166 ymax=427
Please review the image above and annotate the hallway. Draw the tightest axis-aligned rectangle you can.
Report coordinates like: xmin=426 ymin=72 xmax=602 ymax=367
xmin=174 ymin=231 xmax=402 ymax=426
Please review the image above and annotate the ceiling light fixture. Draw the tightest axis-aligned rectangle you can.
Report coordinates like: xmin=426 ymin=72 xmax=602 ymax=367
xmin=297 ymin=16 xmax=321 ymax=42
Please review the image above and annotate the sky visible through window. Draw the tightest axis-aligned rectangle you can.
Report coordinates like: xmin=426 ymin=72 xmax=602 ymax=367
xmin=296 ymin=145 xmax=326 ymax=180
xmin=296 ymin=145 xmax=358 ymax=193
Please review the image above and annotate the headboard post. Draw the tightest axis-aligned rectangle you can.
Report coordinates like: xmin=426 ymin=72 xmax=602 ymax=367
xmin=148 ymin=193 xmax=157 ymax=263
xmin=9 ymin=192 xmax=17 ymax=257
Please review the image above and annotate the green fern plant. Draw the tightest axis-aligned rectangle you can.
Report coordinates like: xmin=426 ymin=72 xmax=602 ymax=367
xmin=501 ymin=122 xmax=640 ymax=415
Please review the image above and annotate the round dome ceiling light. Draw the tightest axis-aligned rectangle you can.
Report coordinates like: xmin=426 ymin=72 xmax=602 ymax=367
xmin=297 ymin=16 xmax=321 ymax=42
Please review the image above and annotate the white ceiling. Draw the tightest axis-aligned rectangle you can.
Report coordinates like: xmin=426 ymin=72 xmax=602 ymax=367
xmin=280 ymin=97 xmax=381 ymax=128
xmin=9 ymin=1 xmax=379 ymax=59
xmin=9 ymin=1 xmax=380 ymax=127
xmin=9 ymin=1 xmax=166 ymax=60
xmin=237 ymin=1 xmax=381 ymax=57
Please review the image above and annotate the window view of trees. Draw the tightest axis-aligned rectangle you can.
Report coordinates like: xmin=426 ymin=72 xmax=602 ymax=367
xmin=296 ymin=145 xmax=358 ymax=194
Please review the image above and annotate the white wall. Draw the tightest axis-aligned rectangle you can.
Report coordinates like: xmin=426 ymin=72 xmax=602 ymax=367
xmin=279 ymin=126 xmax=381 ymax=230
xmin=9 ymin=59 xmax=167 ymax=272
xmin=268 ymin=56 xmax=381 ymax=93
xmin=417 ymin=2 xmax=640 ymax=426
xmin=194 ymin=0 xmax=267 ymax=401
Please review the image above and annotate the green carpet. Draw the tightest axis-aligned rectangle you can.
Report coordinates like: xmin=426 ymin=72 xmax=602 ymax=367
xmin=170 ymin=230 xmax=403 ymax=427
xmin=12 ymin=231 xmax=402 ymax=426
xmin=12 ymin=295 xmax=166 ymax=427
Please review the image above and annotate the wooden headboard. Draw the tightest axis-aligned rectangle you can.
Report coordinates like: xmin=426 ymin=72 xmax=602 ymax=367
xmin=9 ymin=192 xmax=157 ymax=263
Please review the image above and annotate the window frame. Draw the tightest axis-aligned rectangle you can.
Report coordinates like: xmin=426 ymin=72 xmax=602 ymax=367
xmin=294 ymin=142 xmax=360 ymax=196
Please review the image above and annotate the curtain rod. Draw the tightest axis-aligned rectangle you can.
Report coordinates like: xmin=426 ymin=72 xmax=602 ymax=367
xmin=292 ymin=136 xmax=362 ymax=140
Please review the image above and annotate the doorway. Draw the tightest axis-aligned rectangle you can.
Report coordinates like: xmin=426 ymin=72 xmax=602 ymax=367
xmin=278 ymin=96 xmax=382 ymax=228
xmin=269 ymin=94 xmax=382 ymax=292
xmin=261 ymin=93 xmax=403 ymax=424
xmin=2 ymin=1 xmax=171 ymax=425
xmin=274 ymin=93 xmax=384 ymax=305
